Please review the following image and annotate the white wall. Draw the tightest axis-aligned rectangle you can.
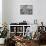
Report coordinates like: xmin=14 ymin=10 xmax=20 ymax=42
xmin=8 ymin=0 xmax=38 ymax=24
xmin=3 ymin=0 xmax=46 ymax=26
xmin=0 ymin=0 xmax=2 ymax=27
xmin=2 ymin=0 xmax=8 ymax=24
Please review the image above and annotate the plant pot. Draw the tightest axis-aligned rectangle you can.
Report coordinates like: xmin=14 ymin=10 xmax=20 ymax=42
xmin=0 ymin=38 xmax=5 ymax=44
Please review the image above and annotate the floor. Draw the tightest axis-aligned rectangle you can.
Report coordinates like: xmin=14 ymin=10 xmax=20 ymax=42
xmin=40 ymin=45 xmax=46 ymax=46
xmin=0 ymin=44 xmax=46 ymax=46
xmin=31 ymin=40 xmax=46 ymax=46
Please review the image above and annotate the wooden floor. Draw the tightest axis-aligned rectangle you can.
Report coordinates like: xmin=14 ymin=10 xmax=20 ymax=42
xmin=40 ymin=45 xmax=46 ymax=46
xmin=0 ymin=44 xmax=46 ymax=46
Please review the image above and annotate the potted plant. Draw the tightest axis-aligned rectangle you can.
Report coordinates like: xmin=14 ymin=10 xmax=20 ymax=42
xmin=0 ymin=23 xmax=9 ymax=44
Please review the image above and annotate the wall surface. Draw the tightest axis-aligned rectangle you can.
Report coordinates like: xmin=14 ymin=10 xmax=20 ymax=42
xmin=2 ymin=0 xmax=46 ymax=26
xmin=0 ymin=0 xmax=2 ymax=27
xmin=7 ymin=0 xmax=39 ymax=24
xmin=2 ymin=0 xmax=8 ymax=24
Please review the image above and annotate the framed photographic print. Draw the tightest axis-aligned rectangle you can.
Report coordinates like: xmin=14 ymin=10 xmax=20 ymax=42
xmin=20 ymin=5 xmax=33 ymax=15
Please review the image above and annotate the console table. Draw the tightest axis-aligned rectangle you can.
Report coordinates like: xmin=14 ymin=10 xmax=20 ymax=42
xmin=9 ymin=24 xmax=37 ymax=37
xmin=9 ymin=25 xmax=30 ymax=37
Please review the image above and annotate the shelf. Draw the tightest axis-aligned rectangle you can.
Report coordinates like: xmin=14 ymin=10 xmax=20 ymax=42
xmin=9 ymin=25 xmax=31 ymax=26
xmin=10 ymin=32 xmax=15 ymax=33
xmin=9 ymin=25 xmax=31 ymax=36
xmin=10 ymin=31 xmax=23 ymax=33
xmin=16 ymin=32 xmax=23 ymax=33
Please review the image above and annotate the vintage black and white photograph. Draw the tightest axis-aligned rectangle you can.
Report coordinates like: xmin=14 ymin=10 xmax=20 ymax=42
xmin=20 ymin=5 xmax=33 ymax=15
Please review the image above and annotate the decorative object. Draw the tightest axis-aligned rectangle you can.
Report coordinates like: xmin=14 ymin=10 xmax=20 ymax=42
xmin=34 ymin=19 xmax=37 ymax=24
xmin=0 ymin=22 xmax=9 ymax=44
xmin=0 ymin=23 xmax=9 ymax=38
xmin=20 ymin=5 xmax=33 ymax=15
xmin=26 ymin=27 xmax=32 ymax=40
xmin=0 ymin=38 xmax=5 ymax=44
